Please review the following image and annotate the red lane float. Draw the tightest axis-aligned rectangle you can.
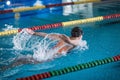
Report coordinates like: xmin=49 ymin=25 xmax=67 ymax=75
xmin=18 ymin=23 xmax=63 ymax=32
xmin=0 ymin=10 xmax=13 ymax=14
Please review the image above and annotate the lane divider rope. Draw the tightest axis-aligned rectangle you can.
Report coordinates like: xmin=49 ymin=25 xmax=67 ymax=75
xmin=2 ymin=0 xmax=119 ymax=14
xmin=1 ymin=0 xmax=118 ymax=14
xmin=0 ymin=0 xmax=102 ymax=14
xmin=0 ymin=14 xmax=120 ymax=36
xmin=16 ymin=55 xmax=120 ymax=80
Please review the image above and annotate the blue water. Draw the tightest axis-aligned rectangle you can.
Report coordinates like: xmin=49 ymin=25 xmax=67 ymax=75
xmin=0 ymin=1 xmax=120 ymax=80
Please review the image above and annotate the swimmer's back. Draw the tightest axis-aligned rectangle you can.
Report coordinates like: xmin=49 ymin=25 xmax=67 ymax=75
xmin=54 ymin=40 xmax=76 ymax=54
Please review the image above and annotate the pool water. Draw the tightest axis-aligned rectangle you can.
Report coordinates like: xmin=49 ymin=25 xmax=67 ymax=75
xmin=0 ymin=1 xmax=120 ymax=80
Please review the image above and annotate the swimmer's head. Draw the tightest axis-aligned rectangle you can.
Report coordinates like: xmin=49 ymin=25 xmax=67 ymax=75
xmin=71 ymin=27 xmax=83 ymax=38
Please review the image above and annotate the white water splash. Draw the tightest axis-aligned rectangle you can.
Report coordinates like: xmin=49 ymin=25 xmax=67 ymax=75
xmin=12 ymin=29 xmax=60 ymax=62
xmin=78 ymin=40 xmax=88 ymax=51
xmin=13 ymin=29 xmax=32 ymax=50
xmin=2 ymin=24 xmax=18 ymax=31
xmin=31 ymin=34 xmax=60 ymax=61
xmin=12 ymin=29 xmax=88 ymax=62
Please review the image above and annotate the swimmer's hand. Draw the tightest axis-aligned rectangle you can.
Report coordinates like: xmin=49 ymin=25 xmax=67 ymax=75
xmin=26 ymin=29 xmax=35 ymax=35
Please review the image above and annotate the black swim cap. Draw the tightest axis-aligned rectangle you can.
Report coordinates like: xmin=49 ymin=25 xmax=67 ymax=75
xmin=71 ymin=27 xmax=83 ymax=37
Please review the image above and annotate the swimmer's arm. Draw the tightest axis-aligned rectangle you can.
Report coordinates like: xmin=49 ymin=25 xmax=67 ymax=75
xmin=48 ymin=34 xmax=63 ymax=40
xmin=33 ymin=32 xmax=47 ymax=37
xmin=26 ymin=28 xmax=62 ymax=39
xmin=26 ymin=29 xmax=47 ymax=37
xmin=26 ymin=29 xmax=68 ymax=40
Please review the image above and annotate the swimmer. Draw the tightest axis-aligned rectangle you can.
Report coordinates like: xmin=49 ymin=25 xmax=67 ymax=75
xmin=1 ymin=27 xmax=83 ymax=70
xmin=26 ymin=27 xmax=83 ymax=54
